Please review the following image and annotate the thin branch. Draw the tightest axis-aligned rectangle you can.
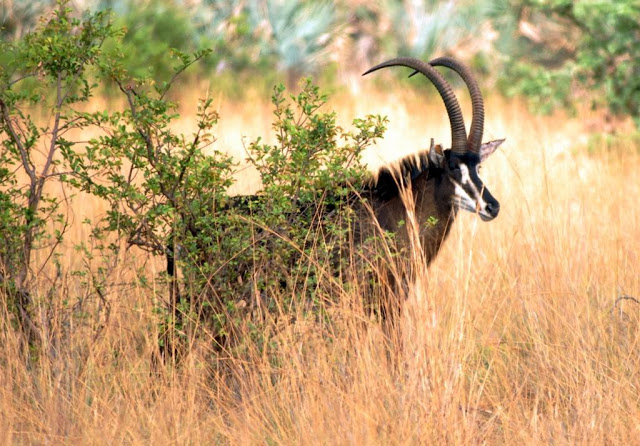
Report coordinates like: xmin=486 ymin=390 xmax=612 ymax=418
xmin=117 ymin=80 xmax=156 ymax=166
xmin=128 ymin=235 xmax=165 ymax=254
xmin=57 ymin=115 xmax=85 ymax=134
xmin=175 ymin=132 xmax=201 ymax=189
xmin=158 ymin=55 xmax=204 ymax=101
xmin=0 ymin=98 xmax=37 ymax=183
xmin=40 ymin=72 xmax=64 ymax=182
xmin=117 ymin=81 xmax=177 ymax=202
xmin=43 ymin=170 xmax=75 ymax=179
xmin=9 ymin=72 xmax=39 ymax=86
xmin=35 ymin=181 xmax=74 ymax=282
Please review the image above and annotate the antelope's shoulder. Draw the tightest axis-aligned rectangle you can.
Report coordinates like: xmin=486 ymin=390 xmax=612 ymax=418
xmin=367 ymin=150 xmax=431 ymax=201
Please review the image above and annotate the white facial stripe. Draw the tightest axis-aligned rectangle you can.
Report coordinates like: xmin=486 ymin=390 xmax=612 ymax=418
xmin=459 ymin=164 xmax=470 ymax=182
xmin=453 ymin=164 xmax=487 ymax=213
xmin=453 ymin=180 xmax=473 ymax=204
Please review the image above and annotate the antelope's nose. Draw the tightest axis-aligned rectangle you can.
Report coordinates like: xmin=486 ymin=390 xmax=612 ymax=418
xmin=486 ymin=199 xmax=500 ymax=218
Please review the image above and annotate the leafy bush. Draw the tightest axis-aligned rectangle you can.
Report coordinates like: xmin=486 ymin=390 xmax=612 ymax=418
xmin=0 ymin=2 xmax=118 ymax=346
xmin=1 ymin=0 xmax=387 ymax=356
xmin=494 ymin=0 xmax=640 ymax=125
xmin=497 ymin=60 xmax=574 ymax=115
xmin=74 ymin=75 xmax=386 ymax=351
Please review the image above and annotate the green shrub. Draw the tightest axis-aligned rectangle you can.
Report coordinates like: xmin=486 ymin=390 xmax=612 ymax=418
xmin=0 ymin=1 xmax=119 ymax=347
xmin=493 ymin=0 xmax=640 ymax=125
xmin=0 ymin=0 xmax=388 ymax=357
xmin=76 ymin=75 xmax=386 ymax=352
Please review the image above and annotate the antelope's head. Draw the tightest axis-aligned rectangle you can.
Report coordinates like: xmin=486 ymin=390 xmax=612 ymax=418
xmin=428 ymin=138 xmax=503 ymax=221
xmin=364 ymin=57 xmax=504 ymax=222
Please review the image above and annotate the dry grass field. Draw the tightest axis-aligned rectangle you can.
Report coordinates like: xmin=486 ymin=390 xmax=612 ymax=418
xmin=1 ymin=85 xmax=639 ymax=444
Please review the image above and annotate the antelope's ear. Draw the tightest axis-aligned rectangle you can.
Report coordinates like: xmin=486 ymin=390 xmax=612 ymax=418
xmin=428 ymin=138 xmax=445 ymax=168
xmin=479 ymin=139 xmax=505 ymax=163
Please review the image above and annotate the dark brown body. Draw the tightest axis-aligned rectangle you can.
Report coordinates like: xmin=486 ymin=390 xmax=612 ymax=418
xmin=367 ymin=162 xmax=456 ymax=266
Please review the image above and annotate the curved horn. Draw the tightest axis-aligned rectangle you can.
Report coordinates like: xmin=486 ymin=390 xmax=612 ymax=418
xmin=428 ymin=57 xmax=484 ymax=153
xmin=363 ymin=57 xmax=467 ymax=154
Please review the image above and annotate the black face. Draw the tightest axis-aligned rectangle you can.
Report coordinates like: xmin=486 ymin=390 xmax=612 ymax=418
xmin=443 ymin=150 xmax=500 ymax=221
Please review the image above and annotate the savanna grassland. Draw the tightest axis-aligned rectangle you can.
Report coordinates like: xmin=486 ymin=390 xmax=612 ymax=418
xmin=1 ymin=86 xmax=639 ymax=444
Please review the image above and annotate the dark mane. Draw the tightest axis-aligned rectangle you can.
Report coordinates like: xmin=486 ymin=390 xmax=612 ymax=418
xmin=225 ymin=150 xmax=435 ymax=208
xmin=367 ymin=150 xmax=432 ymax=200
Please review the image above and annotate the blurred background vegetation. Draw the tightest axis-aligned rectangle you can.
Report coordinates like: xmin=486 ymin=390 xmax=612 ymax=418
xmin=2 ymin=0 xmax=639 ymax=126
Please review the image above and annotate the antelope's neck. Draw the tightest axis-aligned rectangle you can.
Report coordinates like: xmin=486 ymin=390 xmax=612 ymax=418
xmin=415 ymin=178 xmax=457 ymax=265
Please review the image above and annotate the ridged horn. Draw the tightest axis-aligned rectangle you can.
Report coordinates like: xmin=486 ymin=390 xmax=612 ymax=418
xmin=428 ymin=57 xmax=484 ymax=153
xmin=363 ymin=57 xmax=468 ymax=154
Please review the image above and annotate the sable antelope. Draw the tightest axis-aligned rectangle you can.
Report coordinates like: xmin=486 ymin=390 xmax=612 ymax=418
xmin=162 ymin=57 xmax=503 ymax=347
xmin=361 ymin=56 xmax=504 ymax=265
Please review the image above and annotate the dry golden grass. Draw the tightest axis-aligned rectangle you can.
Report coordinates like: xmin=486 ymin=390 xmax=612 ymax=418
xmin=1 ymin=85 xmax=639 ymax=444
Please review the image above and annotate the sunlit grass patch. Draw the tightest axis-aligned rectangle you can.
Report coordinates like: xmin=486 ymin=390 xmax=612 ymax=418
xmin=2 ymin=88 xmax=639 ymax=444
